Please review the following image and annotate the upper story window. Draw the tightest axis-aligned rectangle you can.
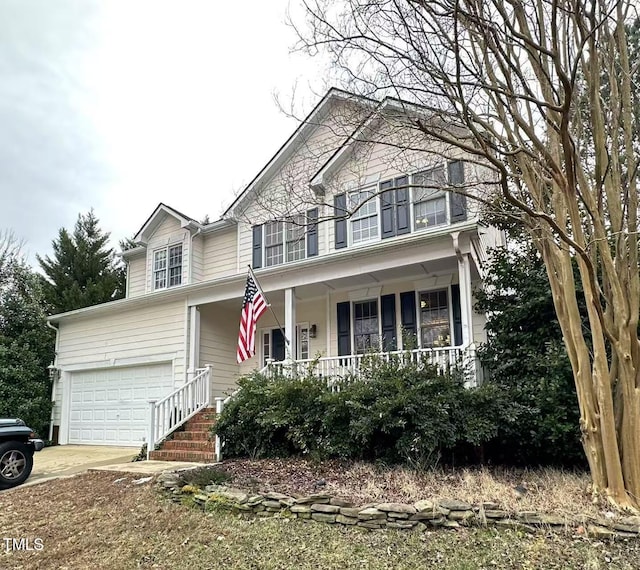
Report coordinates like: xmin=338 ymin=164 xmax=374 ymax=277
xmin=334 ymin=163 xmax=466 ymax=250
xmin=349 ymin=188 xmax=378 ymax=244
xmin=264 ymin=221 xmax=284 ymax=267
xmin=153 ymin=244 xmax=182 ymax=290
xmin=413 ymin=167 xmax=448 ymax=230
xmin=253 ymin=208 xmax=319 ymax=269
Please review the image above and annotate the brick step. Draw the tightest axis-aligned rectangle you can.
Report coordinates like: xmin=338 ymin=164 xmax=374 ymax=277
xmin=162 ymin=439 xmax=215 ymax=451
xmin=184 ymin=422 xmax=215 ymax=432
xmin=173 ymin=430 xmax=214 ymax=441
xmin=188 ymin=412 xmax=216 ymax=423
xmin=149 ymin=449 xmax=216 ymax=462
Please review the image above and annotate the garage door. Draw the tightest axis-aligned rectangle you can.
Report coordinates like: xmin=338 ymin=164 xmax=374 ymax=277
xmin=68 ymin=363 xmax=174 ymax=446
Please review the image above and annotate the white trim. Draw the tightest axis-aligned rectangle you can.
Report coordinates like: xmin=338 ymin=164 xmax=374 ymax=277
xmin=325 ymin=293 xmax=332 ymax=357
xmin=60 ymin=355 xmax=177 ymax=372
xmin=182 ymin=299 xmax=189 ymax=381
xmin=457 ymin=253 xmax=473 ymax=345
xmin=59 ymin=371 xmax=71 ymax=445
xmin=284 ymin=287 xmax=296 ymax=360
xmin=188 ymin=306 xmax=200 ymax=373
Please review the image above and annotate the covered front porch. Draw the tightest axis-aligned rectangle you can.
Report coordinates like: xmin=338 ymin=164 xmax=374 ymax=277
xmin=189 ymin=233 xmax=485 ymax=391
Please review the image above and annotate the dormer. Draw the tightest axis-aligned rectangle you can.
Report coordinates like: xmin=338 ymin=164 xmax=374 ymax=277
xmin=130 ymin=203 xmax=202 ymax=294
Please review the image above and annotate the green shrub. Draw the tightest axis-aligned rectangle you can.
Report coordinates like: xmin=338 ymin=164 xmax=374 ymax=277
xmin=214 ymin=356 xmax=514 ymax=466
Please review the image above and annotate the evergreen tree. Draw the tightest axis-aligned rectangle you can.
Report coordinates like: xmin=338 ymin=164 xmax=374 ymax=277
xmin=38 ymin=210 xmax=125 ymax=314
xmin=475 ymin=246 xmax=583 ymax=466
xmin=0 ymin=234 xmax=54 ymax=437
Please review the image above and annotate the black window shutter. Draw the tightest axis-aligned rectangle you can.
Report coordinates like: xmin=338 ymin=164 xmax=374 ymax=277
xmin=400 ymin=291 xmax=417 ymax=346
xmin=451 ymin=284 xmax=463 ymax=346
xmin=381 ymin=294 xmax=397 ymax=351
xmin=334 ymin=194 xmax=347 ymax=249
xmin=336 ymin=301 xmax=351 ymax=356
xmin=380 ymin=179 xmax=396 ymax=239
xmin=395 ymin=176 xmax=410 ymax=235
xmin=448 ymin=161 xmax=467 ymax=222
xmin=306 ymin=208 xmax=318 ymax=257
xmin=252 ymin=225 xmax=262 ymax=269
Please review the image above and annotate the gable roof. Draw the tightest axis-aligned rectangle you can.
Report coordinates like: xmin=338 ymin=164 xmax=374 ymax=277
xmin=223 ymin=88 xmax=376 ymax=218
xmin=309 ymin=97 xmax=426 ymax=193
xmin=133 ymin=203 xmax=201 ymax=244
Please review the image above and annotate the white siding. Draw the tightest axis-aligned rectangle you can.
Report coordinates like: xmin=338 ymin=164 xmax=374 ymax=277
xmin=56 ymin=299 xmax=186 ymax=377
xmin=199 ymin=304 xmax=240 ymax=398
xmin=202 ymin=228 xmax=238 ymax=281
xmin=127 ymin=254 xmax=147 ymax=298
xmin=191 ymin=233 xmax=205 ymax=282
xmin=237 ymin=101 xmax=358 ymax=270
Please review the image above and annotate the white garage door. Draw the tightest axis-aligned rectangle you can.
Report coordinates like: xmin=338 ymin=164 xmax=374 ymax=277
xmin=68 ymin=363 xmax=174 ymax=446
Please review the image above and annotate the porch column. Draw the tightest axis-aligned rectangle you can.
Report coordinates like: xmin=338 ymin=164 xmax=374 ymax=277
xmin=457 ymin=253 xmax=473 ymax=345
xmin=284 ymin=287 xmax=296 ymax=360
xmin=188 ymin=305 xmax=200 ymax=374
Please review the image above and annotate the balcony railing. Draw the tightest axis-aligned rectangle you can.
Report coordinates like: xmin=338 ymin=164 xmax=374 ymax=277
xmin=262 ymin=345 xmax=478 ymax=388
xmin=147 ymin=366 xmax=211 ymax=458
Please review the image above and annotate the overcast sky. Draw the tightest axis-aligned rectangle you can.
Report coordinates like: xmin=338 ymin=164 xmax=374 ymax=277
xmin=0 ymin=0 xmax=327 ymax=266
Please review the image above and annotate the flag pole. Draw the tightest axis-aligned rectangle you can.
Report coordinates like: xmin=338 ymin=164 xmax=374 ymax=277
xmin=248 ymin=266 xmax=291 ymax=352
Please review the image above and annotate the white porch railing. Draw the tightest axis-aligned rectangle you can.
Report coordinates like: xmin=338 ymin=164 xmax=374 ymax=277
xmin=147 ymin=365 xmax=211 ymax=459
xmin=262 ymin=345 xmax=478 ymax=387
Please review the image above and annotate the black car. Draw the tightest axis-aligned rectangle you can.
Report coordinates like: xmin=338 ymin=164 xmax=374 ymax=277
xmin=0 ymin=419 xmax=44 ymax=489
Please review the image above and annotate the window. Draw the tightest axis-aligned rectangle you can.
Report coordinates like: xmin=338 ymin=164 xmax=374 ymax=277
xmin=286 ymin=214 xmax=306 ymax=262
xmin=413 ymin=167 xmax=448 ymax=230
xmin=354 ymin=300 xmax=380 ymax=353
xmin=153 ymin=244 xmax=182 ymax=290
xmin=265 ymin=221 xmax=284 ymax=267
xmin=419 ymin=289 xmax=451 ymax=348
xmin=264 ymin=216 xmax=307 ymax=267
xmin=349 ymin=189 xmax=378 ymax=244
xmin=262 ymin=332 xmax=271 ymax=367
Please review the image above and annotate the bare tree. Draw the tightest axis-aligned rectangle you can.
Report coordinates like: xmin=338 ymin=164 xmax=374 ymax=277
xmin=290 ymin=0 xmax=640 ymax=509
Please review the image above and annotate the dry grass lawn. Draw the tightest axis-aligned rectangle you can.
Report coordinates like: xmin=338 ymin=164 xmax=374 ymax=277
xmin=221 ymin=459 xmax=607 ymax=519
xmin=0 ymin=466 xmax=638 ymax=569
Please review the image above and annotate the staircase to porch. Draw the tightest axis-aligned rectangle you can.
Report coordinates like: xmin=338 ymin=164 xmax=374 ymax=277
xmin=149 ymin=407 xmax=217 ymax=462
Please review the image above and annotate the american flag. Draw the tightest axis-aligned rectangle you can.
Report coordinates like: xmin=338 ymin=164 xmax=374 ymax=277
xmin=237 ymin=271 xmax=268 ymax=363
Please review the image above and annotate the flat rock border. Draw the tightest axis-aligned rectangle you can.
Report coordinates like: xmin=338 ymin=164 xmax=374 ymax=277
xmin=158 ymin=472 xmax=640 ymax=539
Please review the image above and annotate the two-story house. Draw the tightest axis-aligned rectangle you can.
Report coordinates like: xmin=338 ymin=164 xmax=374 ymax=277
xmin=47 ymin=88 xmax=504 ymax=454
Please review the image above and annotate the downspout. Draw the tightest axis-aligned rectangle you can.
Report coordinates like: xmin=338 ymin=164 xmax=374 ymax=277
xmin=46 ymin=320 xmax=60 ymax=442
xmin=189 ymin=227 xmax=202 ymax=284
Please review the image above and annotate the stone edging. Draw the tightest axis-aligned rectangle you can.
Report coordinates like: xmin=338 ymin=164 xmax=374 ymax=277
xmin=158 ymin=472 xmax=640 ymax=539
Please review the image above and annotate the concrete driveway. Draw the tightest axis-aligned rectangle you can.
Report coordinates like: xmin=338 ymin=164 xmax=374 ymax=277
xmin=28 ymin=445 xmax=138 ymax=485
xmin=0 ymin=445 xmax=207 ymax=492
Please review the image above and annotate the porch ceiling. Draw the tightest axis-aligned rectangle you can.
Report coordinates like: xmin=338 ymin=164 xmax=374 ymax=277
xmin=197 ymin=257 xmax=460 ymax=310
xmin=291 ymin=257 xmax=460 ymax=300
